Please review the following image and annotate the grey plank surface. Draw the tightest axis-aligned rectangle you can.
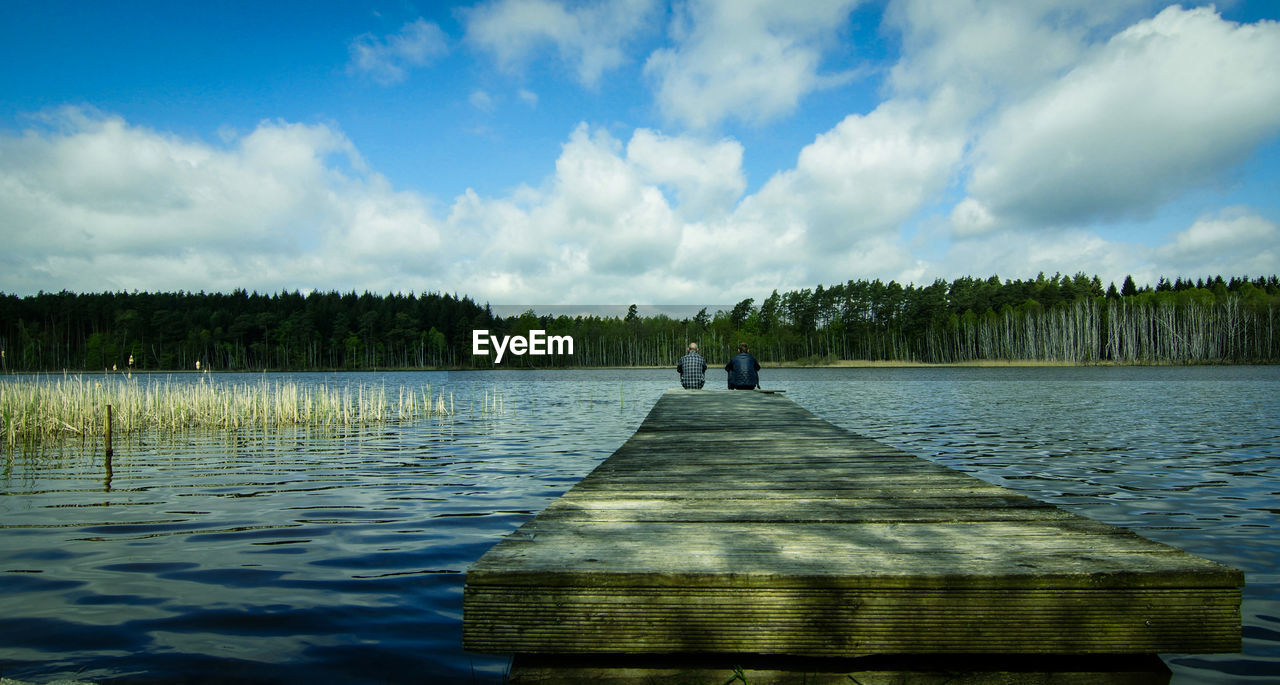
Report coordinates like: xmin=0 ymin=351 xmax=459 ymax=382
xmin=464 ymin=389 xmax=1243 ymax=656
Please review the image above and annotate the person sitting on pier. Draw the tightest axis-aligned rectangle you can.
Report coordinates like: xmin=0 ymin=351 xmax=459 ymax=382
xmin=725 ymin=342 xmax=760 ymax=390
xmin=677 ymin=342 xmax=707 ymax=389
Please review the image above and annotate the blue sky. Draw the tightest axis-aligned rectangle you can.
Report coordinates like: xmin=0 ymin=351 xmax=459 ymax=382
xmin=2 ymin=1 xmax=1278 ymax=305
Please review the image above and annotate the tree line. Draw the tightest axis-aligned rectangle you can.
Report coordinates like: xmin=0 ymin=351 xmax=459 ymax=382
xmin=1 ymin=273 xmax=1277 ymax=372
xmin=0 ymin=290 xmax=496 ymax=372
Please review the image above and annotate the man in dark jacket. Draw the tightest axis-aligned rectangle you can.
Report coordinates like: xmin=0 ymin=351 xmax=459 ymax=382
xmin=725 ymin=343 xmax=760 ymax=390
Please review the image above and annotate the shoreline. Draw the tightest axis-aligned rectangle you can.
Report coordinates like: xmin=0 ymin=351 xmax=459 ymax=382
xmin=594 ymin=359 xmax=1273 ymax=369
xmin=3 ymin=356 xmax=1273 ymax=380
xmin=771 ymin=359 xmax=1137 ymax=368
xmin=3 ymin=359 xmax=1273 ymax=376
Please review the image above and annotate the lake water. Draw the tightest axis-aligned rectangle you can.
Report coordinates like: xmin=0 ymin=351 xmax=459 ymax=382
xmin=1 ymin=367 xmax=1277 ymax=684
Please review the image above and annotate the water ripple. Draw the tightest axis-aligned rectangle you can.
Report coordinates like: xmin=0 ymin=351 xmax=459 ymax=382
xmin=2 ymin=368 xmax=1277 ymax=683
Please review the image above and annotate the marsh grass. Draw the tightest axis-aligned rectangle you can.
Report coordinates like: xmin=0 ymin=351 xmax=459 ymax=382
xmin=1 ymin=375 xmax=460 ymax=450
xmin=476 ymin=387 xmax=504 ymax=415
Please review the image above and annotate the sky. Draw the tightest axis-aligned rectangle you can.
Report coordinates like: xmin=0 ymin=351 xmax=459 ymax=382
xmin=2 ymin=0 xmax=1279 ymax=305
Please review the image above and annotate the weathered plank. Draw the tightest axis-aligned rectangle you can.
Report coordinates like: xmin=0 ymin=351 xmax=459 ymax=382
xmin=506 ymin=653 xmax=1174 ymax=684
xmin=464 ymin=389 xmax=1242 ymax=657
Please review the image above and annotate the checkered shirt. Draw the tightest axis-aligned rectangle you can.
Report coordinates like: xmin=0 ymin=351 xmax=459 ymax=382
xmin=678 ymin=351 xmax=707 ymax=389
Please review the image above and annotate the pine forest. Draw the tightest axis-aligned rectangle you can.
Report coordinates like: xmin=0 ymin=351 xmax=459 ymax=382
xmin=1 ymin=273 xmax=1277 ymax=372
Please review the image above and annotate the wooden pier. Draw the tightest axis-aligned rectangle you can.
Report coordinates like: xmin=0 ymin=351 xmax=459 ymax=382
xmin=464 ymin=390 xmax=1241 ymax=660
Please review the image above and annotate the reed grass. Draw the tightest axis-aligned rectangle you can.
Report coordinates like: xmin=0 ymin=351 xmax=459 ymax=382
xmin=476 ymin=387 xmax=504 ymax=415
xmin=0 ymin=375 xmax=461 ymax=450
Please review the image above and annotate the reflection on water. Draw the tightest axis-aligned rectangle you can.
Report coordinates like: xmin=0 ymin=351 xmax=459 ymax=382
xmin=2 ymin=367 xmax=1278 ymax=683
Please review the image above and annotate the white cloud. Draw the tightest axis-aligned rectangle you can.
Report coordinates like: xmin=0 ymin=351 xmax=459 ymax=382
xmin=886 ymin=0 xmax=1145 ymax=103
xmin=512 ymin=124 xmax=684 ymax=279
xmin=284 ymin=4 xmax=1280 ymax=299
xmin=644 ymin=0 xmax=861 ymax=128
xmin=437 ymin=124 xmax=698 ymax=300
xmin=939 ymin=227 xmax=1142 ymax=288
xmin=0 ymin=110 xmax=445 ymax=294
xmin=470 ymin=89 xmax=497 ymax=112
xmin=1156 ymin=209 xmax=1280 ymax=277
xmin=348 ymin=18 xmax=449 ymax=85
xmin=949 ymin=197 xmax=996 ymax=237
xmin=958 ymin=5 xmax=1280 ymax=230
xmin=937 ymin=208 xmax=1280 ymax=291
xmin=463 ymin=0 xmax=658 ymax=88
xmin=735 ymin=95 xmax=965 ymax=261
xmin=10 ymin=0 xmax=1280 ymax=312
xmin=2 ymin=113 xmax=754 ymax=302
xmin=625 ymin=129 xmax=745 ymax=219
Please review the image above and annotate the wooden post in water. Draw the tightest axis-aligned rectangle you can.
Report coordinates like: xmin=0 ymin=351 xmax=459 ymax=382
xmin=105 ymin=404 xmax=114 ymax=458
